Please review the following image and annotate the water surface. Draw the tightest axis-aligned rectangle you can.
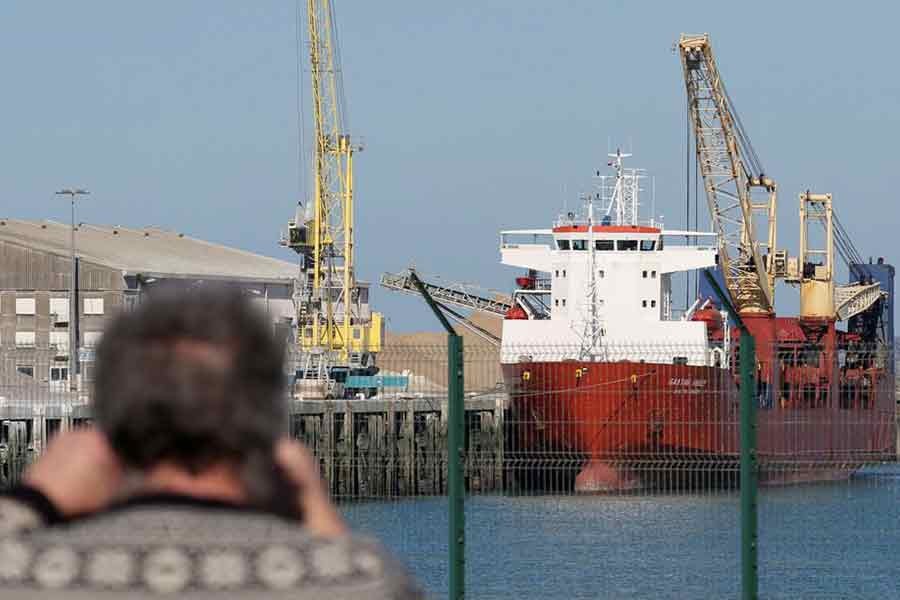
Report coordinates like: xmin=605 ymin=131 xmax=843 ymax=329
xmin=343 ymin=466 xmax=900 ymax=599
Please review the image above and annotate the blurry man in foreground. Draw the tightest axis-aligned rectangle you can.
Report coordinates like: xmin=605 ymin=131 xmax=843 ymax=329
xmin=0 ymin=287 xmax=421 ymax=598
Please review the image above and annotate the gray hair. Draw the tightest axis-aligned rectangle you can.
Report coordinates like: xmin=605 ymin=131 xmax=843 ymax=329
xmin=93 ymin=285 xmax=297 ymax=517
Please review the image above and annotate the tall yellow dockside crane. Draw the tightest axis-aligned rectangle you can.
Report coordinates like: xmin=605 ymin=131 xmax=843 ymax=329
xmin=283 ymin=0 xmax=382 ymax=391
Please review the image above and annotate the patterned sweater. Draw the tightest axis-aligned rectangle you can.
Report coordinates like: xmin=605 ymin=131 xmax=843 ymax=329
xmin=0 ymin=487 xmax=423 ymax=599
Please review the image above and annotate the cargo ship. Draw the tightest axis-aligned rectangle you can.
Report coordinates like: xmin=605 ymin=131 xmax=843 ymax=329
xmin=499 ymin=152 xmax=895 ymax=492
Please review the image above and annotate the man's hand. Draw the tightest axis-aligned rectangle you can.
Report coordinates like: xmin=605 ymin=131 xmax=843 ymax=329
xmin=24 ymin=428 xmax=124 ymax=518
xmin=276 ymin=438 xmax=348 ymax=538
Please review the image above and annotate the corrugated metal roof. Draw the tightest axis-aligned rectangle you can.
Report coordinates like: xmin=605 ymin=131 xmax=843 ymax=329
xmin=0 ymin=219 xmax=298 ymax=283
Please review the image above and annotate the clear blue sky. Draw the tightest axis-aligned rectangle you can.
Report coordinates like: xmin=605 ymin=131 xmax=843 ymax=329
xmin=2 ymin=1 xmax=897 ymax=332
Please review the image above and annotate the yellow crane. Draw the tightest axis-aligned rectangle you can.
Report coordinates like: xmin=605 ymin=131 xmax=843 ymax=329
xmin=678 ymin=33 xmax=778 ymax=316
xmin=284 ymin=0 xmax=382 ymax=376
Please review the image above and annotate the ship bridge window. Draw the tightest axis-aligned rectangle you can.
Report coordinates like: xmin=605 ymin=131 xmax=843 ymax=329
xmin=640 ymin=240 xmax=656 ymax=251
xmin=572 ymin=239 xmax=587 ymax=251
xmin=595 ymin=240 xmax=614 ymax=251
xmin=617 ymin=240 xmax=638 ymax=251
xmin=557 ymin=240 xmax=570 ymax=250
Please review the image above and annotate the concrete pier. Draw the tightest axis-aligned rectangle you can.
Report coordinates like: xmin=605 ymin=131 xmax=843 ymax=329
xmin=0 ymin=393 xmax=508 ymax=495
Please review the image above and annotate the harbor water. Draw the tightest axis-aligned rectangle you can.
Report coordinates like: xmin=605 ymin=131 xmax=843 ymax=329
xmin=344 ymin=465 xmax=900 ymax=599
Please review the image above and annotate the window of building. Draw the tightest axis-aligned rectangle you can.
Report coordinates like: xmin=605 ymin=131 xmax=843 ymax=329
xmin=598 ymin=270 xmax=605 ymax=278
xmin=595 ymin=240 xmax=614 ymax=251
xmin=598 ymin=299 xmax=605 ymax=307
xmin=84 ymin=297 xmax=105 ymax=315
xmin=642 ymin=300 xmax=648 ymax=308
xmin=642 ymin=270 xmax=648 ymax=278
xmin=46 ymin=419 xmax=62 ymax=441
xmin=83 ymin=331 xmax=103 ymax=347
xmin=651 ymin=270 xmax=657 ymax=278
xmin=15 ymin=331 xmax=35 ymax=347
xmin=640 ymin=240 xmax=656 ymax=251
xmin=555 ymin=270 xmax=559 ymax=277
xmin=16 ymin=365 xmax=34 ymax=377
xmin=557 ymin=240 xmax=570 ymax=251
xmin=562 ymin=299 xmax=566 ymax=307
xmin=572 ymin=240 xmax=587 ymax=251
xmin=49 ymin=366 xmax=69 ymax=382
xmin=651 ymin=300 xmax=657 ymax=308
xmin=554 ymin=299 xmax=559 ymax=307
xmin=562 ymin=270 xmax=566 ymax=277
xmin=352 ymin=328 xmax=361 ymax=340
xmin=617 ymin=240 xmax=638 ymax=251
xmin=15 ymin=298 xmax=35 ymax=315
xmin=49 ymin=298 xmax=70 ymax=323
xmin=49 ymin=331 xmax=68 ymax=354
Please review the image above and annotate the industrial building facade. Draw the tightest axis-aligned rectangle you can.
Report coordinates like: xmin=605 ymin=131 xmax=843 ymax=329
xmin=0 ymin=219 xmax=299 ymax=393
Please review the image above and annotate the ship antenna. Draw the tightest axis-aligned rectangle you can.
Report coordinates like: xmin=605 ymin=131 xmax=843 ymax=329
xmin=579 ymin=188 xmax=605 ymax=360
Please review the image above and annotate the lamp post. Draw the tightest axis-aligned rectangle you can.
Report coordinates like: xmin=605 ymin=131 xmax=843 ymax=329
xmin=55 ymin=188 xmax=89 ymax=393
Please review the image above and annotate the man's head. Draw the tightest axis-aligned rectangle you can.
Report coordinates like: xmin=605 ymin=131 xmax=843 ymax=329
xmin=93 ymin=285 xmax=289 ymax=507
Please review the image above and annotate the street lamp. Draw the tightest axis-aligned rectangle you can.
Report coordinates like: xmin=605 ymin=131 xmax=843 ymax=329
xmin=55 ymin=188 xmax=89 ymax=393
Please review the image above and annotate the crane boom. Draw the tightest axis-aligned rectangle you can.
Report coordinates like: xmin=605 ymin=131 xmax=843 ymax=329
xmin=679 ymin=34 xmax=777 ymax=315
xmin=308 ymin=0 xmax=353 ymax=354
xmin=282 ymin=0 xmax=382 ymax=369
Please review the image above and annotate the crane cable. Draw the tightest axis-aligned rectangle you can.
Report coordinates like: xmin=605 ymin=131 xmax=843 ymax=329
xmin=326 ymin=0 xmax=349 ymax=133
xmin=294 ymin=0 xmax=307 ymax=205
xmin=832 ymin=213 xmax=872 ymax=281
xmin=720 ymin=80 xmax=765 ymax=178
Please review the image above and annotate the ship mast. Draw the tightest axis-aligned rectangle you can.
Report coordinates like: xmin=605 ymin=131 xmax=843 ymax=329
xmin=578 ymin=191 xmax=604 ymax=360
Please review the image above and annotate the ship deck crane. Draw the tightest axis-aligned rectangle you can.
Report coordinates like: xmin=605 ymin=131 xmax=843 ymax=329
xmin=678 ymin=33 xmax=778 ymax=318
xmin=281 ymin=0 xmax=383 ymax=385
xmin=680 ymin=34 xmax=884 ymax=330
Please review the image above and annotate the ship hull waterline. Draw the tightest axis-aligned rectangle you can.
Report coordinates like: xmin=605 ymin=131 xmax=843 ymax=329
xmin=502 ymin=361 xmax=894 ymax=493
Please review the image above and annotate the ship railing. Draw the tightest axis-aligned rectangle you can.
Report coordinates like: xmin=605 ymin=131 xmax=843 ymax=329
xmin=552 ymin=214 xmax=662 ymax=229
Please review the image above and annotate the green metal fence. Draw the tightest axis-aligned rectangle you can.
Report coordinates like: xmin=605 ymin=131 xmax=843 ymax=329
xmin=0 ymin=337 xmax=897 ymax=598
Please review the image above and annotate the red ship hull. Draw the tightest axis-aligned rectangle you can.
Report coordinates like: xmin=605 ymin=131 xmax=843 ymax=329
xmin=502 ymin=360 xmax=895 ymax=492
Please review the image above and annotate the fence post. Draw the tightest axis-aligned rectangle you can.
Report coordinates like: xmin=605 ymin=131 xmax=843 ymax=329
xmin=702 ymin=270 xmax=758 ymax=600
xmin=408 ymin=270 xmax=465 ymax=600
xmin=739 ymin=330 xmax=758 ymax=600
xmin=447 ymin=333 xmax=465 ymax=600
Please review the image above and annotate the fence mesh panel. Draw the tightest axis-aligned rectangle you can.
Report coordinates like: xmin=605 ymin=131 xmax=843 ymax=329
xmin=0 ymin=340 xmax=896 ymax=598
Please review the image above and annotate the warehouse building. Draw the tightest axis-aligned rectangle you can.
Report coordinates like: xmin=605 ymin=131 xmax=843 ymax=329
xmin=0 ymin=219 xmax=299 ymax=392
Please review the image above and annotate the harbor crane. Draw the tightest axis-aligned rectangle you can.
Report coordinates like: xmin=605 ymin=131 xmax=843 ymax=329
xmin=282 ymin=0 xmax=382 ymax=394
xmin=678 ymin=34 xmax=883 ymax=334
xmin=678 ymin=33 xmax=778 ymax=317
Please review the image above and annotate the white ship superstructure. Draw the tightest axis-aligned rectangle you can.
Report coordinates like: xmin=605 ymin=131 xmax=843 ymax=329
xmin=500 ymin=151 xmax=720 ymax=365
